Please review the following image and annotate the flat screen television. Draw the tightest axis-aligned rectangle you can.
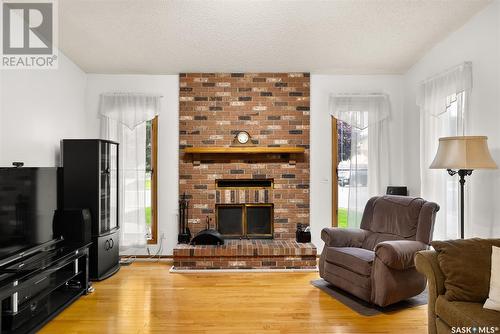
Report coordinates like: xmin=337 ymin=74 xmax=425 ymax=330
xmin=0 ymin=167 xmax=58 ymax=260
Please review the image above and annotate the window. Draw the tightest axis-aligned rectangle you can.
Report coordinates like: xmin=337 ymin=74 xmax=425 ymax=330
xmin=417 ymin=62 xmax=472 ymax=240
xmin=330 ymin=94 xmax=391 ymax=230
xmin=443 ymin=92 xmax=465 ymax=135
xmin=145 ymin=116 xmax=158 ymax=243
xmin=334 ymin=117 xmax=369 ymax=228
xmin=439 ymin=92 xmax=466 ymax=237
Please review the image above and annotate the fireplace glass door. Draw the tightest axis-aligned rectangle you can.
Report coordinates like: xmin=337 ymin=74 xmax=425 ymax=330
xmin=246 ymin=205 xmax=273 ymax=236
xmin=216 ymin=204 xmax=273 ymax=238
xmin=217 ymin=206 xmax=243 ymax=236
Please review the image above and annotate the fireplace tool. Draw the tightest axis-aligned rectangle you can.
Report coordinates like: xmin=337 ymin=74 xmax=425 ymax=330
xmin=177 ymin=192 xmax=191 ymax=244
xmin=190 ymin=216 xmax=224 ymax=246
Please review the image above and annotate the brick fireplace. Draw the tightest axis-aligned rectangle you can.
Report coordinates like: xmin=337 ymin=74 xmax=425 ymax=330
xmin=174 ymin=73 xmax=316 ymax=270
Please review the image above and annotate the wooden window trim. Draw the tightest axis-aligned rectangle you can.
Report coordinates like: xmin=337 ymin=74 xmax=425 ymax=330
xmin=331 ymin=116 xmax=338 ymax=227
xmin=148 ymin=116 xmax=159 ymax=244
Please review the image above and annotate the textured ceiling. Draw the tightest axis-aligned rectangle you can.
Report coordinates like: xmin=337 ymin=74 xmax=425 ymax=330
xmin=59 ymin=0 xmax=491 ymax=74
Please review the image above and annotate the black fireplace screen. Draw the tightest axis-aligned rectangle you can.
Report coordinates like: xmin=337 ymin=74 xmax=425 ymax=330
xmin=216 ymin=204 xmax=273 ymax=238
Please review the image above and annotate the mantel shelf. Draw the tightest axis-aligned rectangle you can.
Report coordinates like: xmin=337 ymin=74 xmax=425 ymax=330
xmin=183 ymin=146 xmax=305 ymax=165
xmin=184 ymin=146 xmax=305 ymax=154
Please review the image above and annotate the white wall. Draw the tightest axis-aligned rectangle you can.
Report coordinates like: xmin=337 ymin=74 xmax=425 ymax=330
xmin=310 ymin=75 xmax=405 ymax=251
xmin=403 ymin=1 xmax=500 ymax=237
xmin=0 ymin=53 xmax=87 ymax=166
xmin=85 ymin=74 xmax=179 ymax=256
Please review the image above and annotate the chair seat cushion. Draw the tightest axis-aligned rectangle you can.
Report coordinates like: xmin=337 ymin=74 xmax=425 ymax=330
xmin=324 ymin=247 xmax=375 ymax=276
xmin=322 ymin=262 xmax=372 ymax=301
xmin=435 ymin=295 xmax=500 ymax=328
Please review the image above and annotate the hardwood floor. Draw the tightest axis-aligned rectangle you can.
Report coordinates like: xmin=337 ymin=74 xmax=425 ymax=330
xmin=40 ymin=262 xmax=428 ymax=334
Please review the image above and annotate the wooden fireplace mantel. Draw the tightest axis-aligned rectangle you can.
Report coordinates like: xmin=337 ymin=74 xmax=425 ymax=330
xmin=183 ymin=146 xmax=305 ymax=165
xmin=184 ymin=146 xmax=305 ymax=154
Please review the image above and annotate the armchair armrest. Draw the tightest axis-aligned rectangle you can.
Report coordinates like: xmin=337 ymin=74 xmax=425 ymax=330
xmin=321 ymin=228 xmax=368 ymax=248
xmin=415 ymin=250 xmax=446 ymax=334
xmin=415 ymin=250 xmax=445 ymax=297
xmin=375 ymin=240 xmax=427 ymax=270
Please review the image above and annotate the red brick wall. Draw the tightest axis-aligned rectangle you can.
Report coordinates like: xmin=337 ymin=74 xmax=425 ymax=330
xmin=179 ymin=73 xmax=310 ymax=239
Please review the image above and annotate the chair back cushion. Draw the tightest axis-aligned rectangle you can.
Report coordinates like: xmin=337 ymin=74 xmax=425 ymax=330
xmin=368 ymin=196 xmax=424 ymax=237
xmin=432 ymin=238 xmax=500 ymax=303
xmin=360 ymin=196 xmax=439 ymax=246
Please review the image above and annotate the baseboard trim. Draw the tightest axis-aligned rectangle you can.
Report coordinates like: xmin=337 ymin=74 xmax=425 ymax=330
xmin=169 ymin=267 xmax=319 ymax=273
xmin=120 ymin=254 xmax=173 ymax=259
xmin=120 ymin=255 xmax=174 ymax=263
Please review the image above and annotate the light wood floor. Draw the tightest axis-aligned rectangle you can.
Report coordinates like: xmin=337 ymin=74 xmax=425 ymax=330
xmin=40 ymin=262 xmax=428 ymax=334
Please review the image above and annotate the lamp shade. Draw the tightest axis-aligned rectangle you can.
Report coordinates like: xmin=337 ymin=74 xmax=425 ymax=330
xmin=430 ymin=136 xmax=497 ymax=170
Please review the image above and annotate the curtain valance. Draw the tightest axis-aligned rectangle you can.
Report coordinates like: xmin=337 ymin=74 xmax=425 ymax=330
xmin=329 ymin=94 xmax=390 ymax=129
xmin=99 ymin=92 xmax=162 ymax=130
xmin=417 ymin=62 xmax=472 ymax=116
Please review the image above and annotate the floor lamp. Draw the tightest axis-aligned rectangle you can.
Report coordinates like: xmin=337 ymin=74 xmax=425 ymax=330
xmin=430 ymin=136 xmax=497 ymax=239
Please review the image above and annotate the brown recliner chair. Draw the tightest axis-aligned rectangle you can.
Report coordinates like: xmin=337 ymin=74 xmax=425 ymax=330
xmin=319 ymin=195 xmax=440 ymax=307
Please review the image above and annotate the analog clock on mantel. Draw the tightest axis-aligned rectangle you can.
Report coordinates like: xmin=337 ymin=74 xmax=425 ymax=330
xmin=232 ymin=131 xmax=254 ymax=146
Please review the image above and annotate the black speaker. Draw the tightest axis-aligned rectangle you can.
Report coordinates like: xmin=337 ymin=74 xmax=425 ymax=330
xmin=54 ymin=209 xmax=92 ymax=244
xmin=386 ymin=186 xmax=408 ymax=196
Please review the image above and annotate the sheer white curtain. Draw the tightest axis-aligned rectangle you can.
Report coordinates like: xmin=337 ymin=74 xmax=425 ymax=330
xmin=417 ymin=62 xmax=472 ymax=240
xmin=99 ymin=93 xmax=161 ymax=249
xmin=330 ymin=94 xmax=391 ymax=227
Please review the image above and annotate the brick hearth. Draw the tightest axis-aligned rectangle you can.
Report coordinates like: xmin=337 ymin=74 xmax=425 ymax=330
xmin=173 ymin=240 xmax=317 ymax=270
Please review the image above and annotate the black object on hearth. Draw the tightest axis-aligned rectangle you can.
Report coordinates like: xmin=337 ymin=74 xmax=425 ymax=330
xmin=296 ymin=223 xmax=311 ymax=243
xmin=60 ymin=139 xmax=120 ymax=281
xmin=178 ymin=193 xmax=191 ymax=243
xmin=190 ymin=216 xmax=224 ymax=246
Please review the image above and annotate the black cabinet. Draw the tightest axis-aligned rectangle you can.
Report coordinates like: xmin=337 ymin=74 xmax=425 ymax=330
xmin=90 ymin=231 xmax=119 ymax=280
xmin=61 ymin=139 xmax=120 ymax=280
xmin=0 ymin=241 xmax=90 ymax=334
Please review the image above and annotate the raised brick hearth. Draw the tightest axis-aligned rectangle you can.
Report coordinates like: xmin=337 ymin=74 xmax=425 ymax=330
xmin=173 ymin=240 xmax=317 ymax=270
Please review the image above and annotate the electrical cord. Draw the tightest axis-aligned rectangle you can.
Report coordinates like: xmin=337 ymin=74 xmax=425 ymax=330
xmin=149 ymin=233 xmax=165 ymax=262
xmin=120 ymin=255 xmax=137 ymax=265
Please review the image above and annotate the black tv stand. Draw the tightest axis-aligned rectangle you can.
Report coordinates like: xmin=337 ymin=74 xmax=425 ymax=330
xmin=0 ymin=239 xmax=90 ymax=334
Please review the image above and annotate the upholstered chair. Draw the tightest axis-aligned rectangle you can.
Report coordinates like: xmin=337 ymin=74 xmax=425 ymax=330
xmin=319 ymin=195 xmax=440 ymax=307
